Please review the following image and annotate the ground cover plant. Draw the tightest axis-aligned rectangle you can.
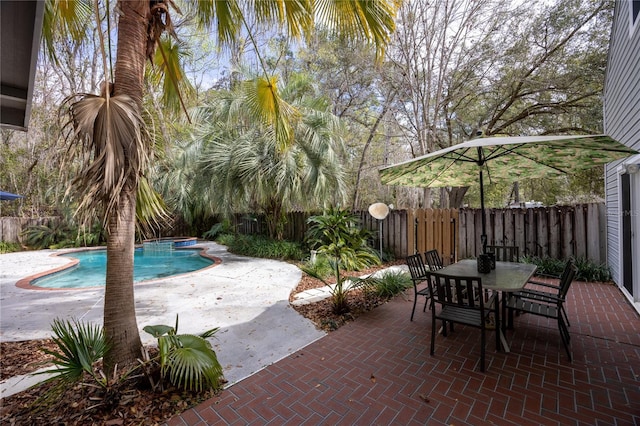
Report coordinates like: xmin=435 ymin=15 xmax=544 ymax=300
xmin=522 ymin=255 xmax=611 ymax=282
xmin=216 ymin=233 xmax=305 ymax=260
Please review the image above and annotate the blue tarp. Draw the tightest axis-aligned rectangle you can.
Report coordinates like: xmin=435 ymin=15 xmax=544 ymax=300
xmin=0 ymin=190 xmax=23 ymax=201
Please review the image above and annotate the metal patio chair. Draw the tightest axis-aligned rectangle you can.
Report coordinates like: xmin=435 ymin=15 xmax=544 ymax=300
xmin=406 ymin=253 xmax=431 ymax=321
xmin=486 ymin=245 xmax=520 ymax=262
xmin=505 ymin=260 xmax=577 ymax=361
xmin=424 ymin=249 xmax=444 ymax=271
xmin=427 ymin=270 xmax=499 ymax=372
xmin=514 ymin=259 xmax=576 ymax=327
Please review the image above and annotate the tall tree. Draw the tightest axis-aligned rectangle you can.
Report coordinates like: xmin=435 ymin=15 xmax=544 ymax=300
xmin=47 ymin=0 xmax=399 ymax=374
xmin=381 ymin=0 xmax=612 ymax=209
xmin=166 ymin=72 xmax=347 ymax=239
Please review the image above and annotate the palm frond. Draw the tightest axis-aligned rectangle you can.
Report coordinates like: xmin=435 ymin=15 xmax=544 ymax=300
xmin=314 ymin=0 xmax=398 ymax=61
xmin=190 ymin=0 xmax=243 ymax=46
xmin=136 ymin=176 xmax=171 ymax=236
xmin=243 ymin=76 xmax=300 ymax=152
xmin=42 ymin=0 xmax=93 ymax=62
xmin=60 ymin=93 xmax=151 ymax=225
xmin=148 ymin=36 xmax=195 ymax=115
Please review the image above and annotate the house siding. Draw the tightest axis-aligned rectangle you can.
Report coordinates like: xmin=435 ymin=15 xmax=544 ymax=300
xmin=603 ymin=0 xmax=640 ymax=302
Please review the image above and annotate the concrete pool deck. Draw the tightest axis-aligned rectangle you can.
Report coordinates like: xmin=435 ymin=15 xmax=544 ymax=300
xmin=0 ymin=241 xmax=326 ymax=393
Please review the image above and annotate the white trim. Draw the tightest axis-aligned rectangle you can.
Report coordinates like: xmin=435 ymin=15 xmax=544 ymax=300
xmin=619 ymin=286 xmax=640 ymax=316
xmin=615 ymin=154 xmax=640 ymax=312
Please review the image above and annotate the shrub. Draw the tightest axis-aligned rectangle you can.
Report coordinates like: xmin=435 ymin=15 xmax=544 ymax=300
xmin=40 ymin=318 xmax=110 ymax=386
xmin=522 ymin=255 xmax=611 ymax=282
xmin=216 ymin=233 xmax=305 ymax=260
xmin=573 ymin=257 xmax=611 ymax=282
xmin=202 ymin=221 xmax=231 ymax=240
xmin=301 ymin=208 xmax=381 ymax=314
xmin=143 ymin=316 xmax=224 ymax=392
xmin=0 ymin=241 xmax=21 ymax=253
xmin=22 ymin=222 xmax=75 ymax=249
xmin=521 ymin=255 xmax=565 ymax=276
xmin=300 ymin=252 xmax=334 ymax=280
xmin=22 ymin=220 xmax=104 ymax=250
xmin=304 ymin=208 xmax=380 ymax=271
xmin=361 ymin=269 xmax=412 ymax=299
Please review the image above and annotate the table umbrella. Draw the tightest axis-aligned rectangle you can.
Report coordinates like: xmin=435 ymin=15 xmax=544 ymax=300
xmin=379 ymin=134 xmax=638 ymax=253
xmin=0 ymin=190 xmax=23 ymax=201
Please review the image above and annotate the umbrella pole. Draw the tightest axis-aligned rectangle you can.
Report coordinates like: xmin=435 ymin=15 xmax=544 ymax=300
xmin=479 ymin=169 xmax=487 ymax=253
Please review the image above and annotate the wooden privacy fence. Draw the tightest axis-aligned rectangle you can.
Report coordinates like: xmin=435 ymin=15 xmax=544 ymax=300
xmin=229 ymin=204 xmax=606 ymax=264
xmin=2 ymin=204 xmax=606 ymax=264
xmin=405 ymin=209 xmax=459 ymax=265
xmin=458 ymin=204 xmax=606 ymax=263
xmin=0 ymin=217 xmax=59 ymax=244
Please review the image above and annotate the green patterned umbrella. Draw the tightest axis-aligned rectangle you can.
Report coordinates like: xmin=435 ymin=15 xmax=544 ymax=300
xmin=379 ymin=134 xmax=638 ymax=251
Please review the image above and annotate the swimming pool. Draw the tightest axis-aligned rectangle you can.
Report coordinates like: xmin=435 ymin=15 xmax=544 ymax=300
xmin=31 ymin=248 xmax=215 ymax=289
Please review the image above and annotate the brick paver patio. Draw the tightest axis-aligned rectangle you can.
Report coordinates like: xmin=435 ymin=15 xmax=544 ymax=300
xmin=168 ymin=280 xmax=640 ymax=425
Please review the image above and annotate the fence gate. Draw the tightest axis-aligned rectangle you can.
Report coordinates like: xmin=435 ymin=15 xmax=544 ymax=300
xmin=407 ymin=209 xmax=459 ymax=266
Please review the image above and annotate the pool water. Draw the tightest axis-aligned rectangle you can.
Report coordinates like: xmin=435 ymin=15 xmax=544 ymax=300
xmin=33 ymin=248 xmax=214 ymax=289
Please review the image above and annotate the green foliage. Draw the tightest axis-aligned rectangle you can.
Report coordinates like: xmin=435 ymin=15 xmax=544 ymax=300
xmin=202 ymin=222 xmax=230 ymax=240
xmin=216 ymin=233 xmax=305 ymax=261
xmin=301 ymin=253 xmax=334 ymax=281
xmin=143 ymin=316 xmax=223 ymax=392
xmin=0 ymin=242 xmax=21 ymax=253
xmin=21 ymin=220 xmax=104 ymax=250
xmin=305 ymin=207 xmax=380 ymax=271
xmin=522 ymin=255 xmax=611 ymax=282
xmin=360 ymin=269 xmax=412 ymax=299
xmin=302 ymin=207 xmax=380 ymax=313
xmin=40 ymin=318 xmax=110 ymax=386
xmin=178 ymin=71 xmax=348 ymax=239
xmin=22 ymin=222 xmax=75 ymax=249
xmin=521 ymin=255 xmax=566 ymax=276
xmin=573 ymin=257 xmax=611 ymax=282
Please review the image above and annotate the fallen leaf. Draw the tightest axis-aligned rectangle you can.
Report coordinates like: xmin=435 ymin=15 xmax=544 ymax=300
xmin=418 ymin=394 xmax=430 ymax=403
xmin=370 ymin=374 xmax=376 ymax=383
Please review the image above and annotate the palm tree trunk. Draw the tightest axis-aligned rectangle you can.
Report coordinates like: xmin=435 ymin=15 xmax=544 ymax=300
xmin=104 ymin=186 xmax=141 ymax=373
xmin=103 ymin=0 xmax=148 ymax=374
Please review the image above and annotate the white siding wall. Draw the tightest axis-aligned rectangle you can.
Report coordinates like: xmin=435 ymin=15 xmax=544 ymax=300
xmin=603 ymin=1 xmax=640 ymax=301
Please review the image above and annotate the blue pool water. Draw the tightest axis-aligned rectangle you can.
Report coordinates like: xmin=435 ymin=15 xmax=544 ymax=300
xmin=33 ymin=248 xmax=214 ymax=289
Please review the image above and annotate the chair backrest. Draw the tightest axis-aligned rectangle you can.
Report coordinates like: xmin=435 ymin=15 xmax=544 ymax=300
xmin=406 ymin=253 xmax=428 ymax=281
xmin=558 ymin=260 xmax=578 ymax=300
xmin=426 ymin=270 xmax=484 ymax=311
xmin=424 ymin=249 xmax=444 ymax=271
xmin=486 ymin=245 xmax=520 ymax=262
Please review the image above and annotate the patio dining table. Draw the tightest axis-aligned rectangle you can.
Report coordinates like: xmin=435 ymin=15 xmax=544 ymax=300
xmin=438 ymin=258 xmax=537 ymax=352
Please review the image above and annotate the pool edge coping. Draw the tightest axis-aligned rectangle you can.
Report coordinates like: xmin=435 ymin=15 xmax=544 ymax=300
xmin=15 ymin=244 xmax=222 ymax=291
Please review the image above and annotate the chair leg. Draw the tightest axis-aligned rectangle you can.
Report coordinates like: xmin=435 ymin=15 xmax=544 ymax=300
xmin=558 ymin=316 xmax=572 ymax=361
xmin=410 ymin=290 xmax=418 ymax=321
xmin=423 ymin=296 xmax=429 ymax=312
xmin=430 ymin=313 xmax=436 ymax=355
xmin=495 ymin=301 xmax=501 ymax=352
xmin=480 ymin=327 xmax=486 ymax=372
xmin=561 ymin=306 xmax=570 ymax=328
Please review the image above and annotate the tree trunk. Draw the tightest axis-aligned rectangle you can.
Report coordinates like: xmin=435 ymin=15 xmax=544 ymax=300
xmin=448 ymin=187 xmax=469 ymax=208
xmin=103 ymin=186 xmax=141 ymax=374
xmin=103 ymin=0 xmax=148 ymax=375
